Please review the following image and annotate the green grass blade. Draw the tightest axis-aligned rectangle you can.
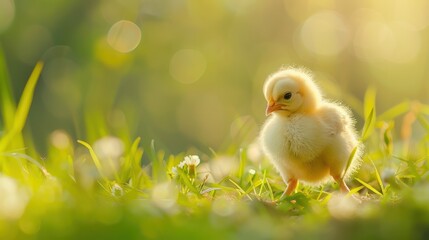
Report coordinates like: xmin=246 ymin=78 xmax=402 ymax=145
xmin=347 ymin=185 xmax=364 ymax=197
xmin=417 ymin=114 xmax=429 ymax=133
xmin=258 ymin=169 xmax=267 ymax=196
xmin=341 ymin=145 xmax=359 ymax=179
xmin=228 ymin=178 xmax=252 ymax=200
xmin=2 ymin=152 xmax=51 ymax=177
xmin=363 ymin=86 xmax=376 ymax=119
xmin=0 ymin=46 xmax=17 ymax=130
xmin=360 ymin=87 xmax=376 ymax=141
xmin=355 ymin=177 xmax=382 ymax=196
xmin=150 ymin=139 xmax=165 ymax=181
xmin=418 ymin=102 xmax=429 ymax=115
xmin=369 ymin=158 xmax=385 ymax=195
xmin=77 ymin=139 xmax=106 ymax=180
xmin=177 ymin=168 xmax=200 ymax=195
xmin=238 ymin=148 xmax=246 ymax=184
xmin=377 ymin=101 xmax=410 ymax=121
xmin=361 ymin=108 xmax=375 ymax=141
xmin=120 ymin=137 xmax=142 ymax=181
xmin=266 ymin=181 xmax=275 ymax=202
xmin=0 ymin=62 xmax=44 ymax=152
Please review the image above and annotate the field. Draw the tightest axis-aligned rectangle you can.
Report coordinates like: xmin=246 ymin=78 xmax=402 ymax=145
xmin=1 ymin=61 xmax=429 ymax=239
xmin=2 ymin=1 xmax=429 ymax=239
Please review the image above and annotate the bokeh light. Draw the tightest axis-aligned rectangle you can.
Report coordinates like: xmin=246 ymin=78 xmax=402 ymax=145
xmin=41 ymin=57 xmax=81 ymax=118
xmin=327 ymin=193 xmax=360 ymax=219
xmin=0 ymin=175 xmax=29 ymax=220
xmin=353 ymin=13 xmax=395 ymax=62
xmin=207 ymin=156 xmax=238 ymax=182
xmin=93 ymin=136 xmax=125 ymax=177
xmin=176 ymin=92 xmax=227 ymax=147
xmin=392 ymin=0 xmax=429 ymax=31
xmin=299 ymin=10 xmax=350 ymax=56
xmin=93 ymin=136 xmax=124 ymax=161
xmin=170 ymin=49 xmax=207 ymax=84
xmin=151 ymin=182 xmax=178 ymax=211
xmin=49 ymin=130 xmax=71 ymax=150
xmin=212 ymin=196 xmax=238 ymax=216
xmin=15 ymin=25 xmax=53 ymax=64
xmin=0 ymin=0 xmax=14 ymax=34
xmin=107 ymin=20 xmax=141 ymax=53
xmin=354 ymin=12 xmax=421 ymax=64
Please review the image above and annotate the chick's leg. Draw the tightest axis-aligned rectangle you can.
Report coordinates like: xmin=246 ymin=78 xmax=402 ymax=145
xmin=332 ymin=175 xmax=350 ymax=193
xmin=284 ymin=178 xmax=298 ymax=195
xmin=279 ymin=178 xmax=298 ymax=200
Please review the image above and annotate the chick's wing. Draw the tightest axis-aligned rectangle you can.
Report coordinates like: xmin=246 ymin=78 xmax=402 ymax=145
xmin=317 ymin=102 xmax=354 ymax=136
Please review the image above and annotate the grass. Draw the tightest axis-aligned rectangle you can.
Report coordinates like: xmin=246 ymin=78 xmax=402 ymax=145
xmin=1 ymin=61 xmax=429 ymax=240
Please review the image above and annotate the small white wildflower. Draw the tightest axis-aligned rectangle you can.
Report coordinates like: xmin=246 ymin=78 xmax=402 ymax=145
xmin=111 ymin=183 xmax=124 ymax=197
xmin=183 ymin=155 xmax=200 ymax=179
xmin=184 ymin=155 xmax=200 ymax=167
xmin=248 ymin=169 xmax=256 ymax=175
xmin=178 ymin=161 xmax=185 ymax=169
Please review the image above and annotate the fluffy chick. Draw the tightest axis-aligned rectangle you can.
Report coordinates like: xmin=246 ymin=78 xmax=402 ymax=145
xmin=260 ymin=68 xmax=362 ymax=196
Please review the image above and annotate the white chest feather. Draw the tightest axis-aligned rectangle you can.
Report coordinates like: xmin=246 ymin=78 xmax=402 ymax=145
xmin=260 ymin=114 xmax=330 ymax=163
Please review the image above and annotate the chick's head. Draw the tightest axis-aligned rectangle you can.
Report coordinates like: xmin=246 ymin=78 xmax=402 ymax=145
xmin=263 ymin=68 xmax=322 ymax=116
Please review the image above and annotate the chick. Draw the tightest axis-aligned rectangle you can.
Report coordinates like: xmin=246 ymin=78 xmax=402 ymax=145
xmin=259 ymin=67 xmax=362 ymax=196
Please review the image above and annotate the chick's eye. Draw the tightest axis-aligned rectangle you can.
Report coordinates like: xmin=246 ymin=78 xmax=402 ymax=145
xmin=284 ymin=92 xmax=292 ymax=100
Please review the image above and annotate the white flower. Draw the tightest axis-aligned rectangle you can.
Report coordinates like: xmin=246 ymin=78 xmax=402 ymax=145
xmin=182 ymin=155 xmax=200 ymax=179
xmin=111 ymin=183 xmax=124 ymax=197
xmin=248 ymin=169 xmax=256 ymax=175
xmin=184 ymin=155 xmax=200 ymax=167
xmin=178 ymin=161 xmax=185 ymax=169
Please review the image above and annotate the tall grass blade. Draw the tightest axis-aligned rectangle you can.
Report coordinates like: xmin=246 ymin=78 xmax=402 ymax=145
xmin=355 ymin=177 xmax=382 ymax=196
xmin=0 ymin=46 xmax=16 ymax=129
xmin=361 ymin=108 xmax=375 ymax=141
xmin=417 ymin=114 xmax=429 ymax=133
xmin=238 ymin=148 xmax=246 ymax=184
xmin=0 ymin=62 xmax=44 ymax=152
xmin=377 ymin=101 xmax=410 ymax=121
xmin=347 ymin=185 xmax=364 ymax=197
xmin=177 ymin=168 xmax=200 ymax=195
xmin=363 ymin=86 xmax=376 ymax=118
xmin=77 ymin=139 xmax=107 ymax=181
xmin=2 ymin=152 xmax=51 ymax=177
xmin=369 ymin=158 xmax=385 ymax=195
xmin=229 ymin=178 xmax=252 ymax=200
xmin=258 ymin=169 xmax=267 ymax=196
xmin=121 ymin=137 xmax=142 ymax=182
xmin=360 ymin=87 xmax=376 ymax=141
xmin=150 ymin=139 xmax=164 ymax=181
xmin=341 ymin=145 xmax=359 ymax=179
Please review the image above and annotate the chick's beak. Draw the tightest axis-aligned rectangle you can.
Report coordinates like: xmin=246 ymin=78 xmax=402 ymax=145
xmin=266 ymin=100 xmax=282 ymax=116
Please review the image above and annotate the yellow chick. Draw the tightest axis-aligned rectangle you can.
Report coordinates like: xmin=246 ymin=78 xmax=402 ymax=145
xmin=260 ymin=67 xmax=362 ymax=196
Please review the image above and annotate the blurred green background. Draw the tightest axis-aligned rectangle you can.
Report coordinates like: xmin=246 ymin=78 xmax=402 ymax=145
xmin=1 ymin=0 xmax=429 ymax=153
